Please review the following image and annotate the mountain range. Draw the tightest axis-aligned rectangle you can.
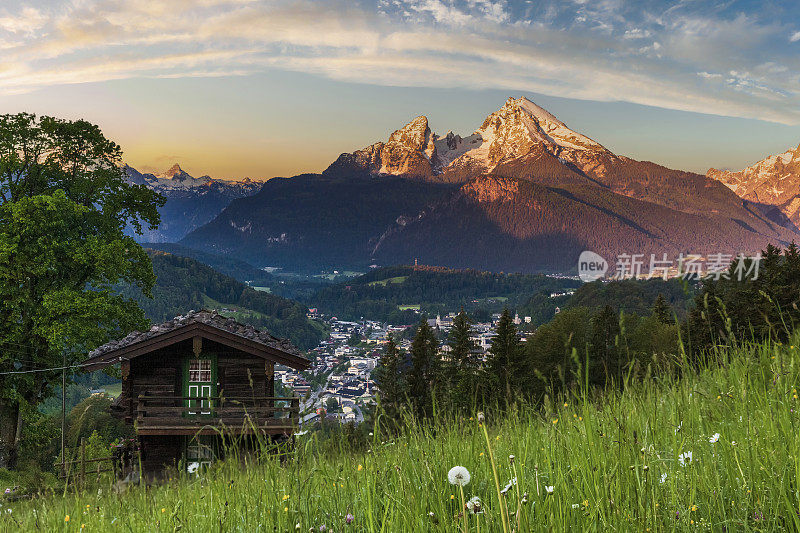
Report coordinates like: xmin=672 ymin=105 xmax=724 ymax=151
xmin=124 ymin=163 xmax=262 ymax=242
xmin=178 ymin=97 xmax=799 ymax=273
xmin=707 ymin=144 xmax=800 ymax=228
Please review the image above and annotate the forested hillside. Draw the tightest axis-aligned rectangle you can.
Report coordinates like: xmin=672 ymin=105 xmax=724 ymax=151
xmin=121 ymin=251 xmax=326 ymax=350
xmin=310 ymin=265 xmax=581 ymax=322
xmin=565 ymin=278 xmax=694 ymax=316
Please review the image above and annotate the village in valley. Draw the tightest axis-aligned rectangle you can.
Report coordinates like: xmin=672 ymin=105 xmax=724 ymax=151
xmin=283 ymin=309 xmax=539 ymax=427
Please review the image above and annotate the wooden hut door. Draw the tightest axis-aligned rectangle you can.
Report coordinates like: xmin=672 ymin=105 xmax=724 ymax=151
xmin=187 ymin=359 xmax=215 ymax=415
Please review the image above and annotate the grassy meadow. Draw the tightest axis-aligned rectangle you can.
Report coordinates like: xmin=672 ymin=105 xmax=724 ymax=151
xmin=3 ymin=335 xmax=800 ymax=532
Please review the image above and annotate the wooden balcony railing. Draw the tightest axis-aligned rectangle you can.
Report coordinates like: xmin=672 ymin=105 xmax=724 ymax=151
xmin=136 ymin=395 xmax=301 ymax=436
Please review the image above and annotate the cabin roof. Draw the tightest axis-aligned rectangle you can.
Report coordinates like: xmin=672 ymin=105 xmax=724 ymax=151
xmin=84 ymin=309 xmax=310 ymax=370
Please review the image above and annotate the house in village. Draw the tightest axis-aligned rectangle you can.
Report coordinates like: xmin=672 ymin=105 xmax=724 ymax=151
xmin=83 ymin=310 xmax=310 ymax=477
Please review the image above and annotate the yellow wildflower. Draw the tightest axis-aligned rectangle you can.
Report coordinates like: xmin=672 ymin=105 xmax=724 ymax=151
xmin=65 ymin=515 xmax=70 ymax=522
xmin=358 ymin=464 xmax=363 ymax=471
xmin=552 ymin=419 xmax=558 ymax=424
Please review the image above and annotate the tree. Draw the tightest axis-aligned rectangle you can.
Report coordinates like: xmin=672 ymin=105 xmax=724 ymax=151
xmin=407 ymin=319 xmax=440 ymax=420
xmin=590 ymin=305 xmax=623 ymax=387
xmin=373 ymin=333 xmax=406 ymax=425
xmin=0 ymin=113 xmax=163 ymax=469
xmin=651 ymin=293 xmax=672 ymax=324
xmin=525 ymin=307 xmax=593 ymax=399
xmin=325 ymin=397 xmax=339 ymax=413
xmin=486 ymin=309 xmax=524 ymax=404
xmin=685 ymin=244 xmax=800 ymax=356
xmin=447 ymin=310 xmax=480 ymax=411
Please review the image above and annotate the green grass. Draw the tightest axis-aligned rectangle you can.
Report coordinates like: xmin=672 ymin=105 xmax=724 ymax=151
xmin=367 ymin=276 xmax=409 ymax=287
xmin=201 ymin=295 xmax=273 ymax=323
xmin=100 ymin=383 xmax=122 ymax=398
xmin=3 ymin=336 xmax=800 ymax=531
xmin=398 ymin=304 xmax=421 ymax=311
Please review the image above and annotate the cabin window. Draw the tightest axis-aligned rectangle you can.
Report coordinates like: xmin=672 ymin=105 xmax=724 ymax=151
xmin=186 ymin=436 xmax=214 ymax=470
xmin=187 ymin=358 xmax=214 ymax=415
xmin=189 ymin=359 xmax=212 ymax=382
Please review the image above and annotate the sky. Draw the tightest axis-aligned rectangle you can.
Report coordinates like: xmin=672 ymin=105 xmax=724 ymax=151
xmin=0 ymin=0 xmax=799 ymax=180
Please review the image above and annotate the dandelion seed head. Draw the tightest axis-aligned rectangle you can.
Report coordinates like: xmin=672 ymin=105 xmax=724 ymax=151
xmin=448 ymin=466 xmax=471 ymax=487
xmin=466 ymin=496 xmax=483 ymax=514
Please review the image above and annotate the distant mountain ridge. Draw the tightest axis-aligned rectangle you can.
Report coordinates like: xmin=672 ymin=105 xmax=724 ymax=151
xmin=707 ymin=144 xmax=800 ymax=227
xmin=124 ymin=163 xmax=262 ymax=242
xmin=180 ymin=97 xmax=799 ymax=273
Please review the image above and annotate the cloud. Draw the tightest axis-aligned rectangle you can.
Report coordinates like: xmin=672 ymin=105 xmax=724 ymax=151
xmin=791 ymin=31 xmax=800 ymax=42
xmin=1 ymin=0 xmax=800 ymax=124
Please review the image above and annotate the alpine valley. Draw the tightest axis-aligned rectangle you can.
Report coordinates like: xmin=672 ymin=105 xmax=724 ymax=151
xmin=175 ymin=97 xmax=799 ymax=273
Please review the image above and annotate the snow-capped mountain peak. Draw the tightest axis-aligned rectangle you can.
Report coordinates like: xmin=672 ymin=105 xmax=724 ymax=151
xmin=325 ymin=96 xmax=615 ymax=180
xmin=439 ymin=96 xmax=611 ymax=176
xmin=157 ymin=163 xmax=194 ymax=181
xmin=707 ymin=143 xmax=800 ymax=225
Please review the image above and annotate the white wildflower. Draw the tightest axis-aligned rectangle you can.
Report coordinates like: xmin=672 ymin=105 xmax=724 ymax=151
xmin=501 ymin=477 xmax=517 ymax=495
xmin=448 ymin=466 xmax=471 ymax=487
xmin=571 ymin=504 xmax=580 ymax=509
xmin=678 ymin=451 xmax=693 ymax=466
xmin=465 ymin=496 xmax=483 ymax=514
xmin=187 ymin=462 xmax=200 ymax=474
xmin=545 ymin=485 xmax=554 ymax=494
xmin=660 ymin=473 xmax=668 ymax=484
xmin=709 ymin=433 xmax=720 ymax=444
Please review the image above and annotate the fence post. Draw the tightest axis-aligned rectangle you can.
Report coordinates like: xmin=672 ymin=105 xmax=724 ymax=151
xmin=291 ymin=397 xmax=299 ymax=428
xmin=80 ymin=438 xmax=86 ymax=488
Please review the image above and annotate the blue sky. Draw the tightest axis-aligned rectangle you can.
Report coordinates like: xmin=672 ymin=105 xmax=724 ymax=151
xmin=0 ymin=0 xmax=799 ymax=179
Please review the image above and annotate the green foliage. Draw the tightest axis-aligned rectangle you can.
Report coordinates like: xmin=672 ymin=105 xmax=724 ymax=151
xmin=567 ymin=278 xmax=693 ymax=317
xmin=121 ymin=251 xmax=326 ymax=350
xmin=446 ymin=311 xmax=482 ymax=412
xmin=686 ymin=243 xmax=800 ymax=353
xmin=5 ymin=335 xmax=800 ymax=531
xmin=487 ymin=309 xmax=525 ymax=405
xmin=408 ymin=319 xmax=441 ymax=419
xmin=0 ymin=113 xmax=162 ymax=469
xmin=144 ymin=243 xmax=276 ymax=286
xmin=65 ymin=394 xmax=131 ymax=448
xmin=526 ymin=307 xmax=681 ymax=400
xmin=373 ymin=334 xmax=406 ymax=425
xmin=311 ymin=265 xmax=580 ymax=322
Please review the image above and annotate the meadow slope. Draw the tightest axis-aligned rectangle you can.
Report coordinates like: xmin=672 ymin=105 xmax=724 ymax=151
xmin=3 ymin=335 xmax=800 ymax=532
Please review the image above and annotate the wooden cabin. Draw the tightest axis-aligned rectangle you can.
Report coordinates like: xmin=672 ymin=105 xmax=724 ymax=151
xmin=83 ymin=310 xmax=310 ymax=477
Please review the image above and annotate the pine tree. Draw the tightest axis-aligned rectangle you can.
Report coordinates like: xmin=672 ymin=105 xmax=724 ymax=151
xmin=447 ymin=310 xmax=480 ymax=411
xmin=373 ymin=333 xmax=406 ymax=426
xmin=590 ymin=305 xmax=622 ymax=387
xmin=407 ymin=318 xmax=440 ymax=420
xmin=486 ymin=309 xmax=524 ymax=405
xmin=375 ymin=334 xmax=405 ymax=410
xmin=651 ymin=293 xmax=672 ymax=324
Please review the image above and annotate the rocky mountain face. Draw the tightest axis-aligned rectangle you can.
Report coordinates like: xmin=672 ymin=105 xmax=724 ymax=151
xmin=124 ymin=164 xmax=262 ymax=242
xmin=708 ymin=144 xmax=800 ymax=227
xmin=180 ymin=98 xmax=799 ymax=273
